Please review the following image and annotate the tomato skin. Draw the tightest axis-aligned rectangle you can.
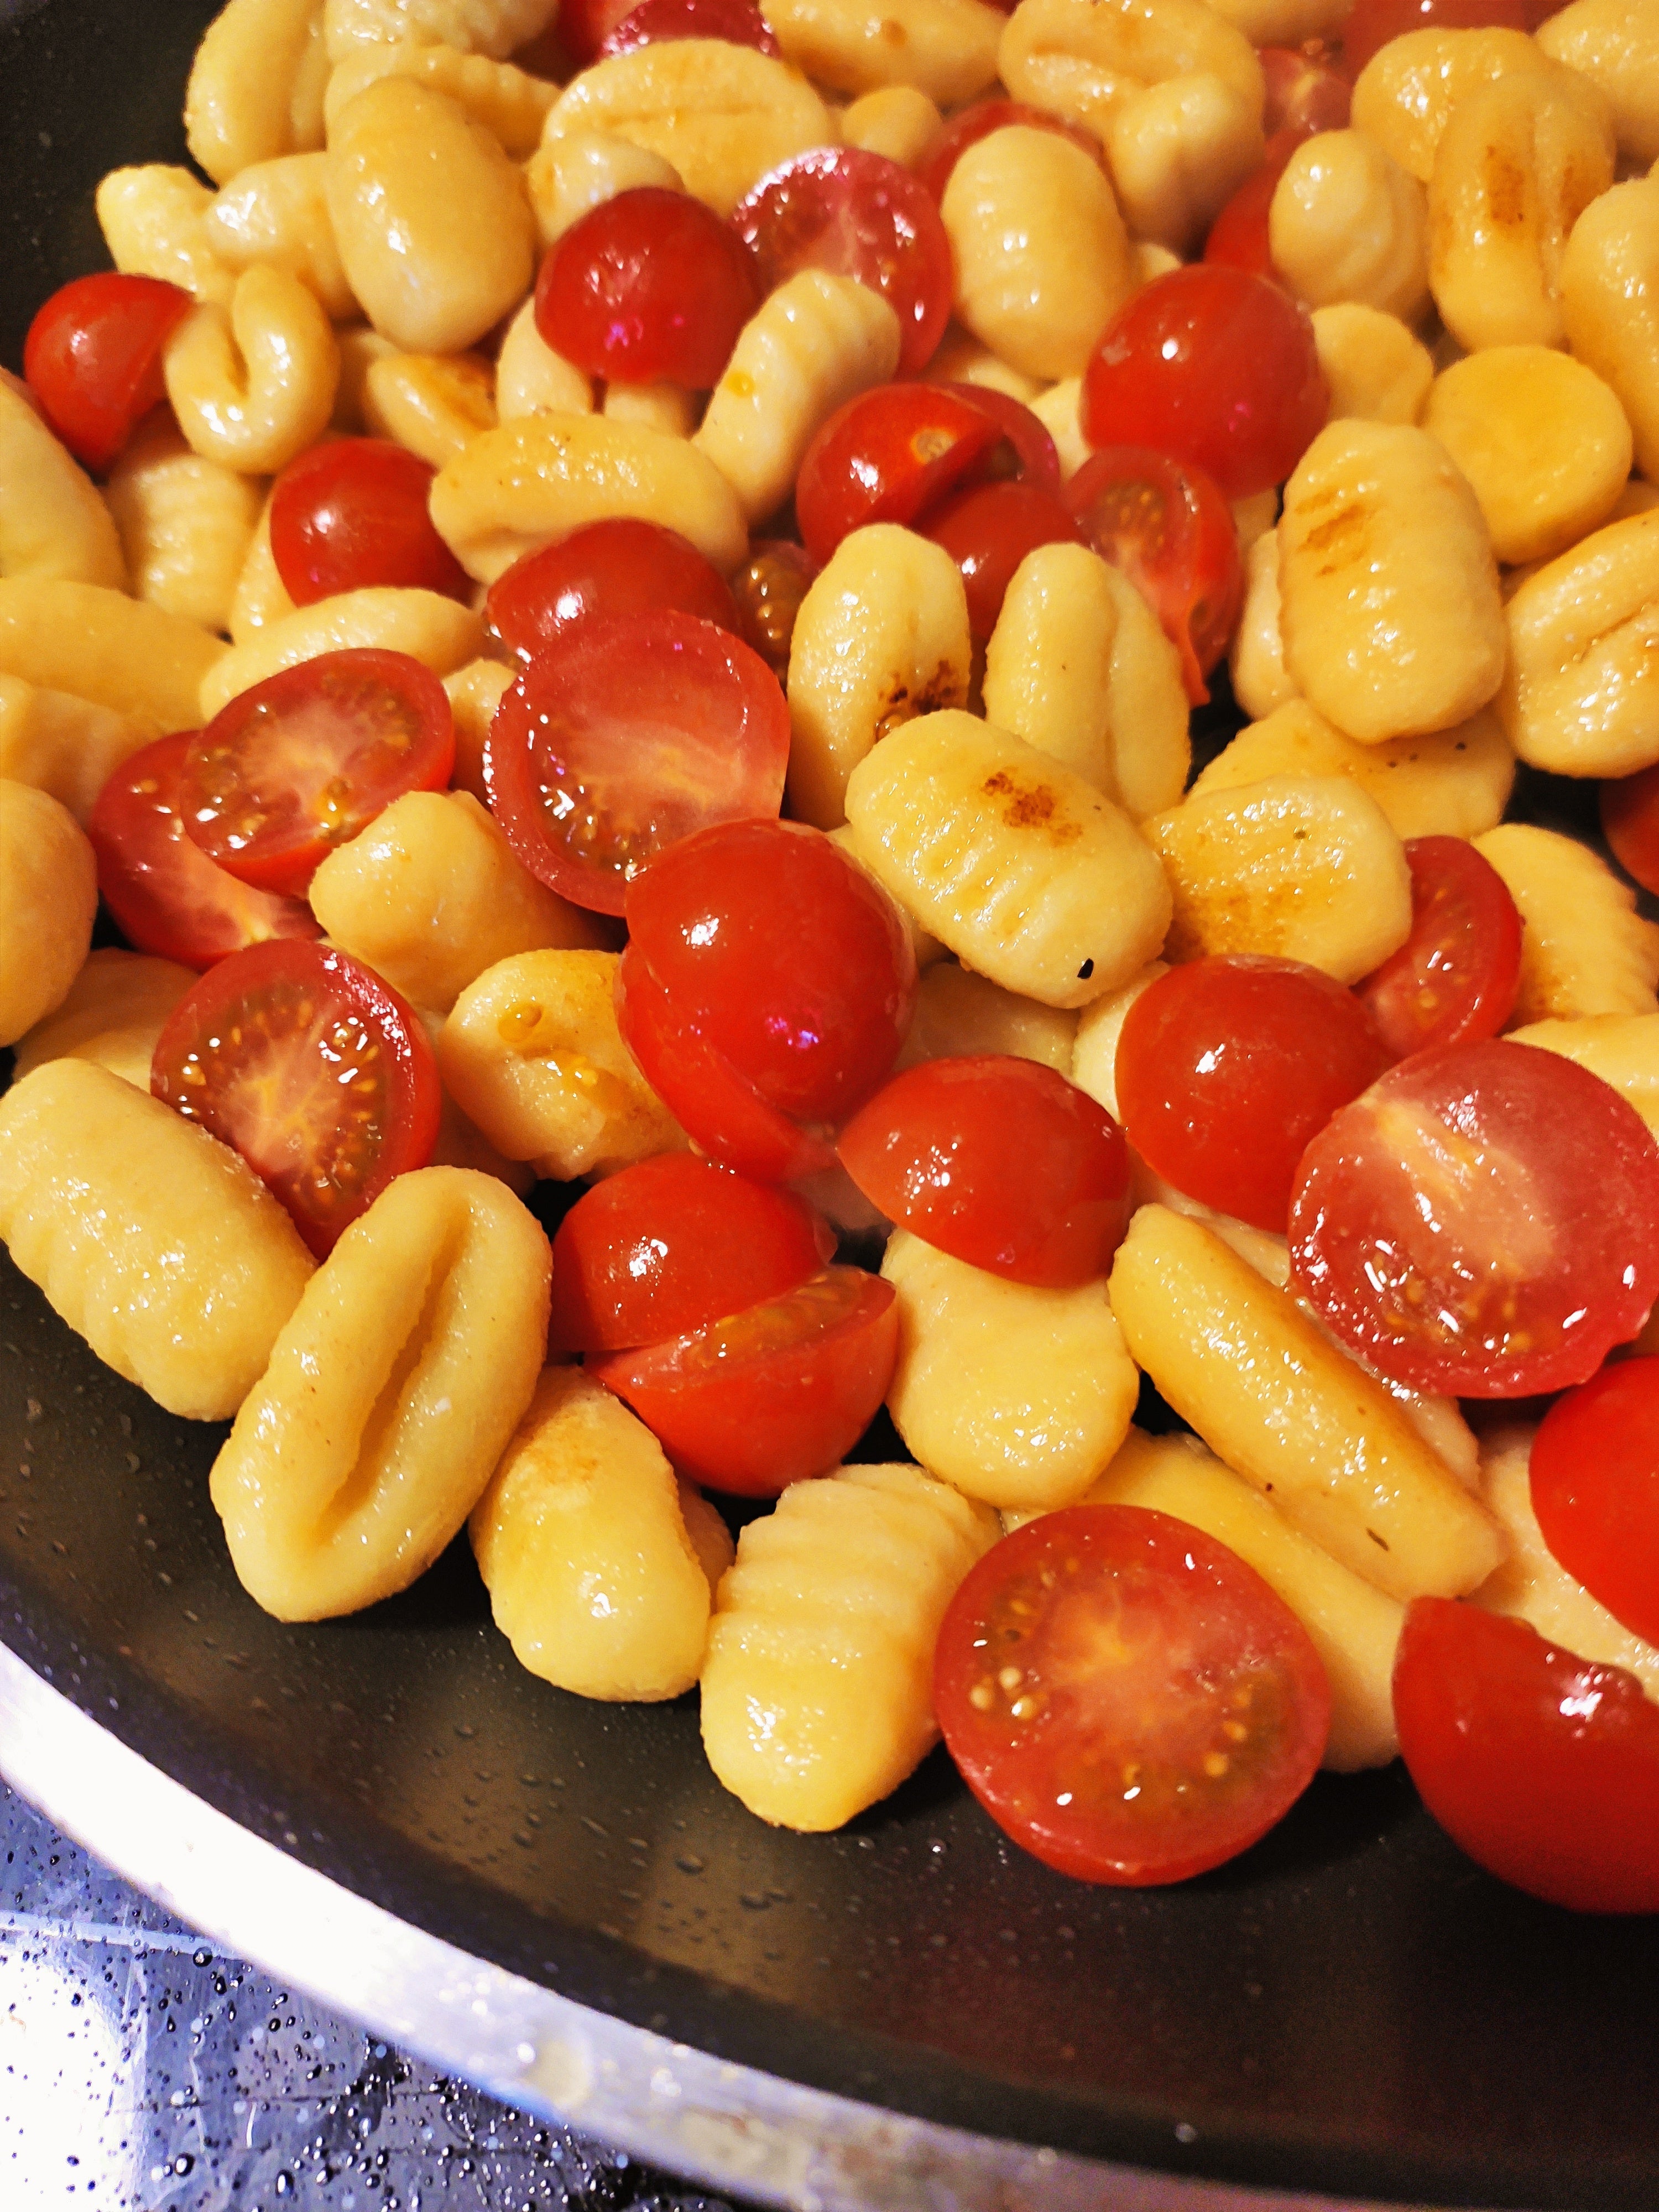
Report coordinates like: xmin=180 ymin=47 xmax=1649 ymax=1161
xmin=537 ymin=187 xmax=759 ymax=388
xmin=794 ymin=382 xmax=1001 ymax=567
xmin=486 ymin=610 xmax=789 ymax=916
xmin=1357 ymin=836 xmax=1522 ymax=1059
xmin=484 ymin=518 xmax=741 ymax=664
xmin=150 ymin=938 xmax=441 ymax=1258
xmin=917 ymin=98 xmax=1105 ymax=203
xmin=1393 ymin=1598 xmax=1659 ymax=1913
xmin=87 ymin=732 xmax=321 ymax=969
xmin=182 ymin=649 xmax=456 ymax=898
xmin=838 ymin=1055 xmax=1130 ymax=1287
xmin=549 ymin=1152 xmax=834 ymax=1352
xmin=921 ymin=479 xmax=1083 ymax=641
xmin=929 ymin=381 xmax=1062 ymax=495
xmin=1203 ymin=129 xmax=1306 ymax=280
xmin=1115 ymin=956 xmax=1392 ymax=1232
xmin=596 ymin=0 xmax=780 ymax=55
xmin=1082 ymin=266 xmax=1328 ymax=502
xmin=935 ymin=1504 xmax=1331 ymax=1886
xmin=268 ymin=439 xmax=470 ymax=606
xmin=587 ymin=1267 xmax=899 ymax=1495
xmin=23 ymin=272 xmax=192 ymax=471
xmin=1341 ymin=0 xmax=1531 ymax=79
xmin=1531 ymin=1359 xmax=1659 ymax=1650
xmin=1290 ymin=1039 xmax=1659 ymax=1397
xmin=1600 ymin=763 xmax=1659 ymax=897
xmin=1065 ymin=446 xmax=1244 ymax=704
xmin=556 ymin=0 xmax=637 ymax=64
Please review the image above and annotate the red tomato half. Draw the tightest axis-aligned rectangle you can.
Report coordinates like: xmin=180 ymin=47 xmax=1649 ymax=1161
xmin=87 ymin=732 xmax=321 ymax=969
xmin=917 ymin=99 xmax=1105 ymax=202
xmin=794 ymin=382 xmax=1001 ymax=567
xmin=1290 ymin=1040 xmax=1659 ymax=1397
xmin=486 ymin=610 xmax=789 ymax=915
xmin=1531 ymin=1359 xmax=1659 ymax=1650
xmin=1357 ymin=836 xmax=1522 ymax=1058
xmin=23 ymin=272 xmax=192 ymax=471
xmin=1393 ymin=1599 xmax=1659 ymax=1913
xmin=538 ymin=188 xmax=759 ymax=388
xmin=596 ymin=0 xmax=780 ymax=54
xmin=928 ymin=382 xmax=1061 ymax=494
xmin=838 ymin=1055 xmax=1130 ymax=1286
xmin=1259 ymin=44 xmax=1351 ymax=136
xmin=182 ymin=649 xmax=455 ymax=898
xmin=1082 ymin=266 xmax=1328 ymax=502
xmin=921 ymin=478 xmax=1082 ymax=640
xmin=1116 ymin=956 xmax=1392 ymax=1233
xmin=484 ymin=518 xmax=741 ymax=664
xmin=1065 ymin=446 xmax=1243 ymax=703
xmin=150 ymin=939 xmax=441 ymax=1258
xmin=588 ymin=1267 xmax=898 ymax=1494
xmin=268 ymin=439 xmax=469 ymax=606
xmin=732 ymin=148 xmax=952 ymax=374
xmin=549 ymin=1152 xmax=834 ymax=1351
xmin=935 ymin=1505 xmax=1331 ymax=1886
xmin=1600 ymin=763 xmax=1659 ymax=896
xmin=728 ymin=538 xmax=818 ymax=674
xmin=1204 ymin=129 xmax=1306 ymax=281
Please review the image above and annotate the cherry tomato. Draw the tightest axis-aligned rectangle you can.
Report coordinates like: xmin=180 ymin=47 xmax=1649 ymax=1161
xmin=1341 ymin=0 xmax=1531 ymax=78
xmin=1259 ymin=44 xmax=1351 ymax=136
xmin=1065 ymin=446 xmax=1244 ymax=704
xmin=917 ymin=98 xmax=1105 ymax=204
xmin=22 ymin=272 xmax=192 ymax=471
xmin=596 ymin=0 xmax=780 ymax=54
xmin=1204 ymin=129 xmax=1306 ymax=280
xmin=1082 ymin=266 xmax=1328 ymax=502
xmin=484 ymin=518 xmax=741 ymax=664
xmin=928 ymin=381 xmax=1062 ymax=494
xmin=732 ymin=148 xmax=952 ymax=375
xmin=1357 ymin=836 xmax=1522 ymax=1059
xmin=587 ymin=1267 xmax=899 ymax=1495
xmin=1600 ymin=763 xmax=1659 ymax=896
xmin=1290 ymin=1039 xmax=1659 ymax=1397
xmin=150 ymin=939 xmax=441 ymax=1258
xmin=549 ymin=1152 xmax=834 ymax=1352
xmin=935 ymin=1504 xmax=1331 ymax=1886
xmin=1115 ymin=956 xmax=1392 ymax=1234
xmin=267 ymin=438 xmax=469 ymax=606
xmin=486 ymin=610 xmax=789 ymax=916
xmin=794 ymin=382 xmax=1001 ymax=567
xmin=1393 ymin=1598 xmax=1659 ymax=1914
xmin=624 ymin=817 xmax=917 ymax=1126
xmin=87 ymin=732 xmax=322 ymax=970
xmin=1530 ymin=1359 xmax=1659 ymax=1650
xmin=182 ymin=649 xmax=455 ymax=898
xmin=727 ymin=538 xmax=818 ymax=674
xmin=838 ymin=1055 xmax=1130 ymax=1286
xmin=555 ymin=0 xmax=637 ymax=64
xmin=921 ymin=478 xmax=1082 ymax=640
xmin=537 ymin=187 xmax=759 ymax=388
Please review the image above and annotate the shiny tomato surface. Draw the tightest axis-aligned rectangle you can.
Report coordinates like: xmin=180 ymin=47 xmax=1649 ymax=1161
xmin=537 ymin=187 xmax=759 ymax=387
xmin=23 ymin=271 xmax=191 ymax=469
xmin=935 ymin=1505 xmax=1331 ymax=1885
xmin=1290 ymin=1040 xmax=1659 ymax=1396
xmin=795 ymin=382 xmax=1001 ymax=566
xmin=1204 ymin=130 xmax=1306 ymax=280
xmin=596 ymin=0 xmax=779 ymax=55
xmin=1531 ymin=1359 xmax=1659 ymax=1649
xmin=929 ymin=382 xmax=1062 ymax=494
xmin=922 ymin=478 xmax=1083 ymax=640
xmin=150 ymin=939 xmax=440 ymax=1257
xmin=268 ymin=439 xmax=469 ymax=606
xmin=1357 ymin=836 xmax=1522 ymax=1058
xmin=484 ymin=519 xmax=741 ymax=664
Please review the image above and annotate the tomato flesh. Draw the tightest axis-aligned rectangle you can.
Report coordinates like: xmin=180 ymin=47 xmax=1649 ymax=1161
xmin=268 ymin=439 xmax=470 ymax=606
xmin=795 ymin=382 xmax=1001 ymax=568
xmin=484 ymin=518 xmax=742 ymax=664
xmin=922 ymin=478 xmax=1083 ymax=641
xmin=87 ymin=732 xmax=321 ymax=970
xmin=1290 ymin=1039 xmax=1659 ymax=1396
xmin=928 ymin=381 xmax=1062 ymax=495
xmin=1259 ymin=44 xmax=1351 ymax=136
xmin=1357 ymin=836 xmax=1522 ymax=1059
xmin=727 ymin=538 xmax=819 ymax=674
xmin=150 ymin=939 xmax=441 ymax=1258
xmin=549 ymin=1152 xmax=834 ymax=1351
xmin=486 ymin=609 xmax=789 ymax=916
xmin=23 ymin=271 xmax=192 ymax=471
xmin=587 ymin=1266 xmax=899 ymax=1495
xmin=1531 ymin=1359 xmax=1659 ymax=1650
xmin=1393 ymin=1598 xmax=1659 ymax=1913
xmin=596 ymin=0 xmax=780 ymax=55
xmin=935 ymin=1504 xmax=1331 ymax=1886
xmin=537 ymin=187 xmax=759 ymax=388
xmin=182 ymin=649 xmax=456 ymax=898
xmin=839 ymin=1055 xmax=1130 ymax=1286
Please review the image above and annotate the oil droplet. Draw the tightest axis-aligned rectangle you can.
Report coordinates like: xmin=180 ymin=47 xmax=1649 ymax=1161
xmin=675 ymin=1853 xmax=706 ymax=1875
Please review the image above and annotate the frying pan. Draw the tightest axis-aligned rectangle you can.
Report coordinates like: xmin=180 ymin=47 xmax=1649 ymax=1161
xmin=2 ymin=4 xmax=1656 ymax=2203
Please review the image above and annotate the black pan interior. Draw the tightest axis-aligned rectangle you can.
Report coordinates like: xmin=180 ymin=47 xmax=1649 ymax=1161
xmin=3 ymin=6 xmax=1657 ymax=2205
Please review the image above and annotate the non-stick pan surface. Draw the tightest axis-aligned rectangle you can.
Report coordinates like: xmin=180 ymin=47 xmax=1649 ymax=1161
xmin=2 ymin=6 xmax=1657 ymax=2203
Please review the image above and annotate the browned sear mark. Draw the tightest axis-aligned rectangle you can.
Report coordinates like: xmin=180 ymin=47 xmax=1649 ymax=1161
xmin=982 ymin=769 xmax=1081 ymax=843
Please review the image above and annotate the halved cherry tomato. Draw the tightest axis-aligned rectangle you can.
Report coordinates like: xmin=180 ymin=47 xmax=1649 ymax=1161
xmin=1290 ymin=1039 xmax=1659 ymax=1397
xmin=1259 ymin=44 xmax=1351 ymax=136
xmin=838 ymin=1055 xmax=1130 ymax=1286
xmin=732 ymin=148 xmax=952 ymax=374
xmin=1600 ymin=763 xmax=1659 ymax=896
xmin=1531 ymin=1359 xmax=1659 ymax=1650
xmin=921 ymin=478 xmax=1082 ymax=640
xmin=268 ymin=438 xmax=470 ymax=606
xmin=486 ymin=610 xmax=789 ymax=916
xmin=1116 ymin=956 xmax=1392 ymax=1233
xmin=917 ymin=98 xmax=1106 ymax=204
xmin=794 ymin=382 xmax=1001 ymax=567
xmin=537 ymin=187 xmax=759 ymax=388
xmin=1203 ymin=129 xmax=1307 ymax=280
xmin=86 ymin=732 xmax=321 ymax=969
xmin=484 ymin=518 xmax=741 ymax=664
xmin=928 ymin=381 xmax=1062 ymax=494
xmin=1082 ymin=266 xmax=1328 ymax=501
xmin=596 ymin=0 xmax=780 ymax=54
xmin=1340 ymin=0 xmax=1531 ymax=79
xmin=727 ymin=538 xmax=819 ymax=673
xmin=587 ymin=1267 xmax=899 ymax=1494
xmin=23 ymin=272 xmax=192 ymax=471
xmin=150 ymin=939 xmax=441 ymax=1258
xmin=935 ymin=1504 xmax=1331 ymax=1886
xmin=1357 ymin=836 xmax=1522 ymax=1058
xmin=549 ymin=1152 xmax=834 ymax=1352
xmin=1065 ymin=446 xmax=1244 ymax=704
xmin=181 ymin=649 xmax=456 ymax=898
xmin=1393 ymin=1598 xmax=1659 ymax=1914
